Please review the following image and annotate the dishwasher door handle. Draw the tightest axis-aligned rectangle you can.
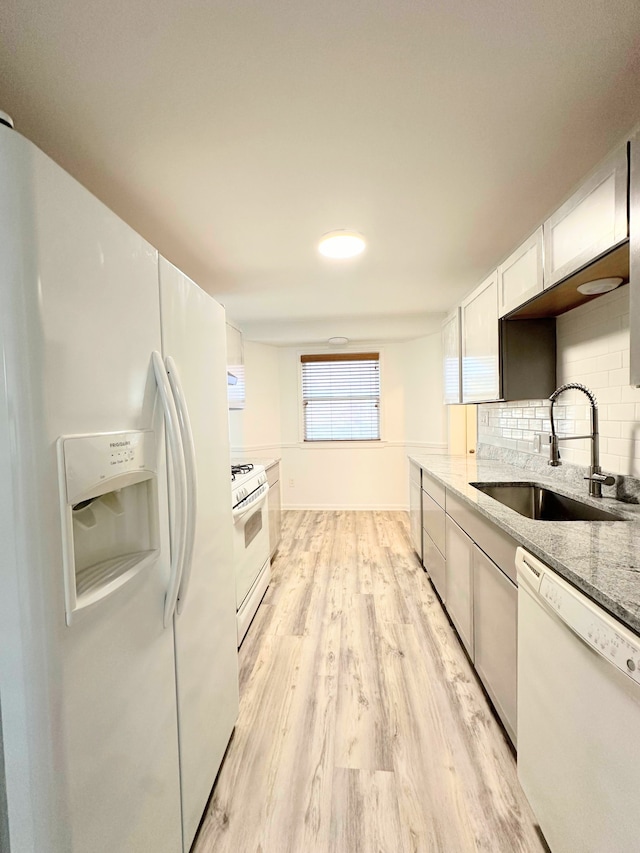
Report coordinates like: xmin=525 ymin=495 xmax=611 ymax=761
xmin=515 ymin=546 xmax=545 ymax=593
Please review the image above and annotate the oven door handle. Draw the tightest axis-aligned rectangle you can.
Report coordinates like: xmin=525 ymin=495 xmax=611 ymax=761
xmin=232 ymin=484 xmax=269 ymax=522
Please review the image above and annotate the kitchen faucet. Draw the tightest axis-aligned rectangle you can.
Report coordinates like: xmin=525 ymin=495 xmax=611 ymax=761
xmin=548 ymin=382 xmax=615 ymax=498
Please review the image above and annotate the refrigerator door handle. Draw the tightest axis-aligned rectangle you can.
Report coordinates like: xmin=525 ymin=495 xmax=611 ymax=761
xmin=152 ymin=351 xmax=188 ymax=627
xmin=165 ymin=355 xmax=198 ymax=615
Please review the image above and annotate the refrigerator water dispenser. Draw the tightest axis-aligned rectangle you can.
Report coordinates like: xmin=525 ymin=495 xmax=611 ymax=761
xmin=57 ymin=430 xmax=160 ymax=625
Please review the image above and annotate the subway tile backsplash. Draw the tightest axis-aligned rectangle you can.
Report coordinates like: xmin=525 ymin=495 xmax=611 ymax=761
xmin=478 ymin=285 xmax=640 ymax=478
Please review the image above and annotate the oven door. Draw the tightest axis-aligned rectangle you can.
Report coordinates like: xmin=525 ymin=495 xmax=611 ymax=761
xmin=232 ymin=490 xmax=270 ymax=608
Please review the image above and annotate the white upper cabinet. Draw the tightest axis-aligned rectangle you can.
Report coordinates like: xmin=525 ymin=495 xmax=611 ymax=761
xmin=461 ymin=271 xmax=499 ymax=403
xmin=497 ymin=226 xmax=543 ymax=317
xmin=226 ymin=321 xmax=245 ymax=410
xmin=544 ymin=145 xmax=628 ymax=289
xmin=631 ymin=130 xmax=640 ymax=388
xmin=442 ymin=308 xmax=462 ymax=404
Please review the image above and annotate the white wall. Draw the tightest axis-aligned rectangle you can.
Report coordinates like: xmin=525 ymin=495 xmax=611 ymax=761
xmin=478 ymin=284 xmax=640 ymax=477
xmin=230 ymin=332 xmax=447 ymax=509
xmin=228 ymin=340 xmax=281 ymax=459
xmin=403 ymin=332 xmax=447 ymax=453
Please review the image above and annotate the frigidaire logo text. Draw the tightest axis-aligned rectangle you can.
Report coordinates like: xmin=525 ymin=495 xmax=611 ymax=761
xmin=110 ymin=441 xmax=131 ymax=448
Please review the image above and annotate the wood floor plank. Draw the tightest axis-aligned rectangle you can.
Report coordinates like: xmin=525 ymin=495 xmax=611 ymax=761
xmin=193 ymin=510 xmax=547 ymax=853
xmin=334 ymin=592 xmax=393 ymax=772
xmin=259 ymin=661 xmax=338 ymax=852
xmin=195 ymin=634 xmax=304 ymax=853
xmin=376 ymin=619 xmax=480 ymax=852
xmin=237 ymin=601 xmax=276 ymax=693
xmin=330 ymin=768 xmax=403 ymax=853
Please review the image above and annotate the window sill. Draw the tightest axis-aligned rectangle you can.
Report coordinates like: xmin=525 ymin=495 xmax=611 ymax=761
xmin=286 ymin=440 xmax=395 ymax=450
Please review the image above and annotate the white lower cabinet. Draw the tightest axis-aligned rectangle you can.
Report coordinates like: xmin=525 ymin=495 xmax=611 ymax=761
xmin=423 ymin=533 xmax=446 ymax=602
xmin=421 ymin=474 xmax=446 ymax=601
xmin=409 ymin=461 xmax=422 ymax=559
xmin=473 ymin=546 xmax=518 ymax=746
xmin=266 ymin=462 xmax=282 ymax=558
xmin=422 ymin=490 xmax=446 ymax=556
xmin=445 ymin=516 xmax=474 ymax=659
xmin=414 ymin=470 xmax=519 ymax=747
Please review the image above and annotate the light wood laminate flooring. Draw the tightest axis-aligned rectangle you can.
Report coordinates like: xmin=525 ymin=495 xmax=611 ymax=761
xmin=194 ymin=511 xmax=548 ymax=853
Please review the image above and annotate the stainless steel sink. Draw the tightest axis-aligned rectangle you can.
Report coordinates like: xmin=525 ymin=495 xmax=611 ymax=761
xmin=470 ymin=482 xmax=625 ymax=522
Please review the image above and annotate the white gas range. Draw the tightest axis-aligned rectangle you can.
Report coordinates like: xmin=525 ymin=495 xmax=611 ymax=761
xmin=231 ymin=463 xmax=271 ymax=645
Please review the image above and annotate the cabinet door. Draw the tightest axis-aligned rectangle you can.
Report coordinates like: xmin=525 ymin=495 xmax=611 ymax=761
xmin=631 ymin=131 xmax=640 ymax=388
xmin=544 ymin=145 xmax=628 ymax=289
xmin=423 ymin=531 xmax=446 ymax=602
xmin=445 ymin=516 xmax=474 ymax=659
xmin=498 ymin=227 xmax=543 ymax=317
xmin=226 ymin=322 xmax=245 ymax=410
xmin=473 ymin=546 xmax=517 ymax=745
xmin=421 ymin=490 xmax=445 ymax=557
xmin=267 ymin=477 xmax=281 ymax=558
xmin=442 ymin=308 xmax=461 ymax=404
xmin=461 ymin=272 xmax=499 ymax=403
xmin=409 ymin=462 xmax=422 ymax=559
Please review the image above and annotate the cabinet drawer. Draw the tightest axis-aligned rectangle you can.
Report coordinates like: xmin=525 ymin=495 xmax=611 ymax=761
xmin=445 ymin=490 xmax=518 ymax=583
xmin=473 ymin=546 xmax=517 ymax=746
xmin=544 ymin=145 xmax=628 ymax=288
xmin=423 ymin=531 xmax=446 ymax=602
xmin=422 ymin=470 xmax=445 ymax=509
xmin=422 ymin=490 xmax=445 ymax=556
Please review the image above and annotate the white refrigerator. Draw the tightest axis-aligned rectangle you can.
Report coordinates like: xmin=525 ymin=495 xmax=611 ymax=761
xmin=0 ymin=122 xmax=238 ymax=852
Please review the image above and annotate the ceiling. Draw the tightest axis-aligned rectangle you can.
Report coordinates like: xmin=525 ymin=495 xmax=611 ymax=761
xmin=1 ymin=0 xmax=640 ymax=345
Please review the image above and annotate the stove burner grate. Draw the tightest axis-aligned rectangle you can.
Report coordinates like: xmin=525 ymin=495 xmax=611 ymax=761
xmin=231 ymin=463 xmax=254 ymax=481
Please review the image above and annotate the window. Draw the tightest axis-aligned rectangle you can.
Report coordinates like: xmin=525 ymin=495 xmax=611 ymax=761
xmin=301 ymin=352 xmax=380 ymax=441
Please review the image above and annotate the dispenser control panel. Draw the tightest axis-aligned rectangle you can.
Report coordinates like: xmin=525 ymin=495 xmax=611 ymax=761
xmin=59 ymin=430 xmax=157 ymax=505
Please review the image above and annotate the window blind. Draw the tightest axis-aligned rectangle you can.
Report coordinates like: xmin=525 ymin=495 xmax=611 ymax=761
xmin=301 ymin=352 xmax=380 ymax=441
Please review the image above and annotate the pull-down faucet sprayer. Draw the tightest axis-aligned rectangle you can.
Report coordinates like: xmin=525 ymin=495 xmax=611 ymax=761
xmin=549 ymin=382 xmax=615 ymax=498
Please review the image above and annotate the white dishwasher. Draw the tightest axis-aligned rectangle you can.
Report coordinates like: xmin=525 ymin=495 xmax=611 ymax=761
xmin=516 ymin=547 xmax=640 ymax=853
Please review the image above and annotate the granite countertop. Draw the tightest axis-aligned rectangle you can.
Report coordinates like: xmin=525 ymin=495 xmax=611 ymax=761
xmin=410 ymin=453 xmax=640 ymax=635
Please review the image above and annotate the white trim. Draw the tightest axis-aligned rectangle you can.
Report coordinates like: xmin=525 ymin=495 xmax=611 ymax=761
xmin=282 ymin=503 xmax=409 ymax=511
xmin=285 ymin=440 xmax=389 ymax=450
xmin=231 ymin=441 xmax=448 ymax=453
xmin=230 ymin=443 xmax=282 ymax=454
xmin=405 ymin=442 xmax=448 ymax=450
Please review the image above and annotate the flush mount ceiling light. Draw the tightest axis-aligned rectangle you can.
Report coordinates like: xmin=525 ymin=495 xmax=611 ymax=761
xmin=328 ymin=336 xmax=349 ymax=346
xmin=576 ymin=277 xmax=623 ymax=295
xmin=318 ymin=230 xmax=366 ymax=259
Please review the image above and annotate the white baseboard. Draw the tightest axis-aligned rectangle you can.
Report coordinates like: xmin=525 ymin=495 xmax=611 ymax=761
xmin=282 ymin=504 xmax=409 ymax=512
